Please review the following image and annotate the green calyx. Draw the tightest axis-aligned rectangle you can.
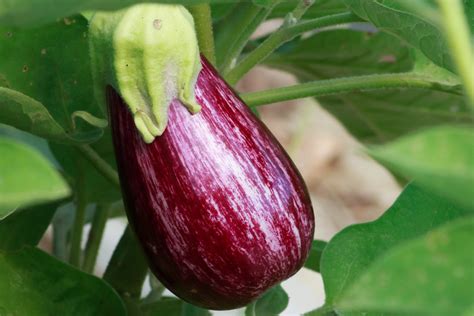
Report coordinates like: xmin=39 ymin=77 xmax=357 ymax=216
xmin=89 ymin=4 xmax=202 ymax=143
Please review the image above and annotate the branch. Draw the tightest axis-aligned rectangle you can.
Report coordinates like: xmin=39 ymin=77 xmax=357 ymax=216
xmin=226 ymin=12 xmax=363 ymax=84
xmin=241 ymin=73 xmax=462 ymax=107
xmin=76 ymin=144 xmax=120 ymax=187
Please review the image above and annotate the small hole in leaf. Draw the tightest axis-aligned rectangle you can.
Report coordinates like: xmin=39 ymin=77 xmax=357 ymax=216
xmin=22 ymin=65 xmax=29 ymax=72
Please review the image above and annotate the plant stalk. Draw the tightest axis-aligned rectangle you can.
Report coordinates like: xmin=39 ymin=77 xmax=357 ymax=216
xmin=68 ymin=163 xmax=87 ymax=267
xmin=188 ymin=4 xmax=216 ymax=64
xmin=436 ymin=0 xmax=474 ymax=107
xmin=76 ymin=144 xmax=120 ymax=187
xmin=226 ymin=12 xmax=363 ymax=84
xmin=241 ymin=73 xmax=462 ymax=107
xmin=82 ymin=204 xmax=111 ymax=273
xmin=215 ymin=2 xmax=277 ymax=74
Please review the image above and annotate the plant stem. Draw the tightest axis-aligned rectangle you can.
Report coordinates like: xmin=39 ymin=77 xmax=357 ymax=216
xmin=82 ymin=204 xmax=111 ymax=273
xmin=215 ymin=2 xmax=277 ymax=74
xmin=188 ymin=4 xmax=216 ymax=64
xmin=69 ymin=164 xmax=87 ymax=267
xmin=76 ymin=144 xmax=120 ymax=187
xmin=226 ymin=12 xmax=362 ymax=85
xmin=436 ymin=0 xmax=474 ymax=107
xmin=241 ymin=73 xmax=462 ymax=107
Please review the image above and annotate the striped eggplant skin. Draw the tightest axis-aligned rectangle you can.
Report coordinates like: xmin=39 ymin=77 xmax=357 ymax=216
xmin=107 ymin=57 xmax=315 ymax=310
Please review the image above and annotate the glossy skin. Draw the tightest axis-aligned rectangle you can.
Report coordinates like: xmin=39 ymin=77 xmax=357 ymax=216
xmin=108 ymin=57 xmax=315 ymax=310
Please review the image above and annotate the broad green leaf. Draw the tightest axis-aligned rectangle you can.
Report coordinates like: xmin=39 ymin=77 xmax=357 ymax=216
xmin=0 ymin=137 xmax=70 ymax=215
xmin=321 ymin=183 xmax=471 ymax=305
xmin=0 ymin=246 xmax=126 ymax=315
xmin=0 ymin=15 xmax=104 ymax=143
xmin=182 ymin=303 xmax=212 ymax=316
xmin=52 ymin=202 xmax=96 ymax=261
xmin=0 ymin=88 xmax=70 ymax=143
xmin=0 ymin=201 xmax=60 ymax=251
xmin=141 ymin=298 xmax=210 ymax=316
xmin=141 ymin=297 xmax=183 ymax=315
xmin=52 ymin=202 xmax=76 ymax=261
xmin=270 ymin=0 xmax=347 ymax=19
xmin=0 ymin=0 xmax=208 ymax=27
xmin=370 ymin=126 xmax=474 ymax=209
xmin=211 ymin=2 xmax=238 ymax=22
xmin=0 ymin=123 xmax=57 ymax=165
xmin=343 ymin=0 xmax=454 ymax=72
xmin=252 ymin=0 xmax=275 ymax=8
xmin=304 ymin=240 xmax=327 ymax=273
xmin=103 ymin=225 xmax=148 ymax=299
xmin=337 ymin=217 xmax=474 ymax=315
xmin=245 ymin=285 xmax=289 ymax=316
xmin=265 ymin=29 xmax=471 ymax=143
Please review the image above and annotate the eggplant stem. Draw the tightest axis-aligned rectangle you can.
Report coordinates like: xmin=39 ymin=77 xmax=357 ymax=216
xmin=188 ymin=4 xmax=216 ymax=64
xmin=241 ymin=73 xmax=463 ymax=107
xmin=76 ymin=144 xmax=120 ymax=187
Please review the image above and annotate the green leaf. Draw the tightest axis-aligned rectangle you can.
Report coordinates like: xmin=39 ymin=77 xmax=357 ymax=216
xmin=265 ymin=29 xmax=472 ymax=143
xmin=182 ymin=303 xmax=211 ymax=316
xmin=141 ymin=297 xmax=183 ymax=316
xmin=0 ymin=137 xmax=70 ymax=215
xmin=0 ymin=201 xmax=61 ymax=251
xmin=370 ymin=125 xmax=474 ymax=209
xmin=51 ymin=202 xmax=96 ymax=261
xmin=103 ymin=225 xmax=148 ymax=300
xmin=0 ymin=15 xmax=105 ymax=143
xmin=270 ymin=0 xmax=348 ymax=19
xmin=0 ymin=0 xmax=209 ymax=27
xmin=337 ymin=217 xmax=474 ymax=315
xmin=0 ymin=122 xmax=57 ymax=166
xmin=0 ymin=246 xmax=126 ymax=315
xmin=304 ymin=240 xmax=327 ymax=273
xmin=0 ymin=88 xmax=71 ymax=143
xmin=321 ymin=183 xmax=471 ymax=305
xmin=245 ymin=285 xmax=289 ymax=316
xmin=252 ymin=0 xmax=275 ymax=8
xmin=211 ymin=2 xmax=238 ymax=22
xmin=343 ymin=0 xmax=454 ymax=72
xmin=52 ymin=202 xmax=76 ymax=261
xmin=141 ymin=298 xmax=210 ymax=316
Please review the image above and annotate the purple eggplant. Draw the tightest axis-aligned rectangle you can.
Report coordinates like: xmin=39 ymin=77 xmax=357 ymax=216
xmin=107 ymin=57 xmax=315 ymax=310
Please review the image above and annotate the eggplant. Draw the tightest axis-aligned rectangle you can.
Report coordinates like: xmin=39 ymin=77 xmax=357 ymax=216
xmin=107 ymin=57 xmax=315 ymax=310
